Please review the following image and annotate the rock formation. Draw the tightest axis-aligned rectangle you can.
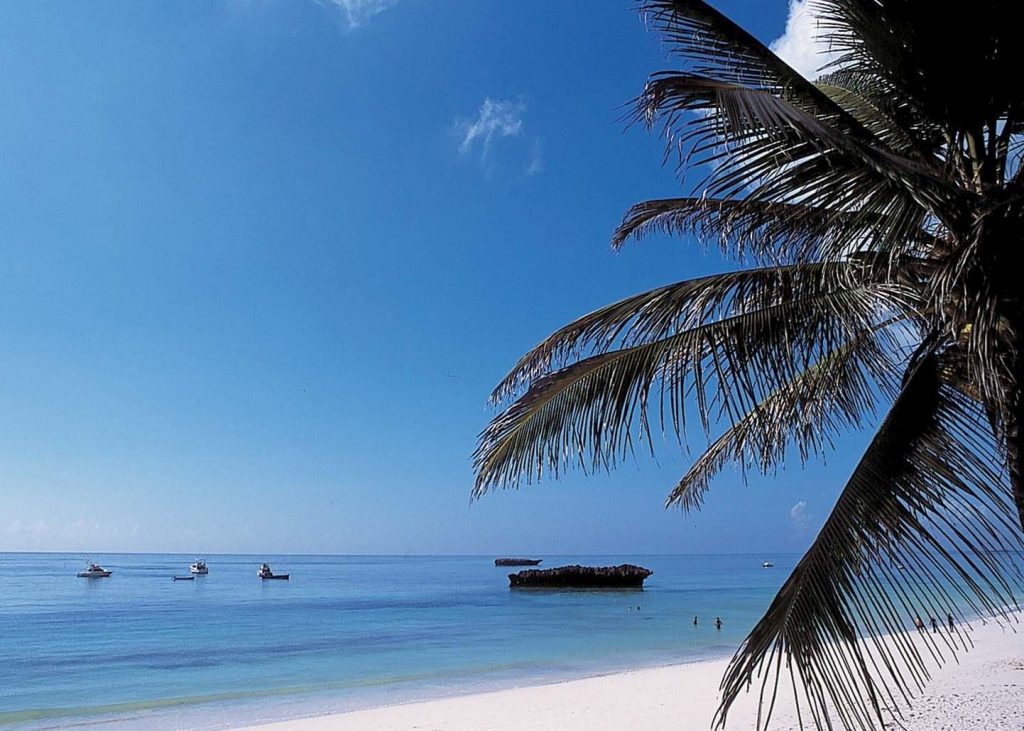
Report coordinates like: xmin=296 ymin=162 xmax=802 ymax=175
xmin=508 ymin=564 xmax=652 ymax=589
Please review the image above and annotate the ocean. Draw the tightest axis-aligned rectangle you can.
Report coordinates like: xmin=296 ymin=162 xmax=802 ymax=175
xmin=1 ymin=553 xmax=793 ymax=729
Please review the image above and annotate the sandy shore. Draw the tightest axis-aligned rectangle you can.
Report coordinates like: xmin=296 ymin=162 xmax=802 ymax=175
xmin=236 ymin=617 xmax=1023 ymax=730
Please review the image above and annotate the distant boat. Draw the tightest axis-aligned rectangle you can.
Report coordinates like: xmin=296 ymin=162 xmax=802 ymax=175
xmin=77 ymin=563 xmax=112 ymax=578
xmin=762 ymin=561 xmax=774 ymax=568
xmin=495 ymin=557 xmax=542 ymax=566
xmin=190 ymin=560 xmax=208 ymax=575
xmin=257 ymin=563 xmax=289 ymax=580
xmin=172 ymin=575 xmax=194 ymax=581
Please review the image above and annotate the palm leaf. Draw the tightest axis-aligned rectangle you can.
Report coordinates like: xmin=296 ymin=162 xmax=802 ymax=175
xmin=476 ymin=283 xmax=905 ymax=496
xmin=634 ymin=72 xmax=963 ymax=231
xmin=490 ymin=261 xmax=913 ymax=406
xmin=638 ymin=0 xmax=850 ymax=120
xmin=814 ymin=81 xmax=919 ymax=158
xmin=667 ymin=330 xmax=899 ymax=512
xmin=714 ymin=353 xmax=1024 ymax=730
xmin=611 ymin=196 xmax=946 ymax=265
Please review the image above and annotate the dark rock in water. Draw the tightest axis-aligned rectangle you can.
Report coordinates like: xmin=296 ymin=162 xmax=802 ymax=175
xmin=508 ymin=564 xmax=652 ymax=589
xmin=494 ymin=557 xmax=543 ymax=566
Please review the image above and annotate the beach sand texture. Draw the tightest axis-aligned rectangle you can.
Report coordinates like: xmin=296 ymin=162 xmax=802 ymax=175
xmin=237 ymin=617 xmax=1023 ymax=730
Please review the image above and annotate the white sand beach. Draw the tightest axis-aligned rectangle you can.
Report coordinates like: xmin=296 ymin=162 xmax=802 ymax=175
xmin=237 ymin=616 xmax=1023 ymax=731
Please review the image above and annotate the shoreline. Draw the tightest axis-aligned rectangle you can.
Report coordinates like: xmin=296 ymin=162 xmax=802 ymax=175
xmin=234 ymin=616 xmax=1024 ymax=731
xmin=22 ymin=649 xmax=736 ymax=731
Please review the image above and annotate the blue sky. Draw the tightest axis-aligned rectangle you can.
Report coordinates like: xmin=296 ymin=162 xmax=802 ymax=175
xmin=0 ymin=0 xmax=865 ymax=555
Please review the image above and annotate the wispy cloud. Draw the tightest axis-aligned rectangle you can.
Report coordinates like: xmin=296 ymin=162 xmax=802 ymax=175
xmin=790 ymin=500 xmax=813 ymax=535
xmin=458 ymin=98 xmax=526 ymax=158
xmin=6 ymin=518 xmax=53 ymax=536
xmin=526 ymin=139 xmax=543 ymax=177
xmin=770 ymin=0 xmax=841 ymax=80
xmin=317 ymin=0 xmax=398 ymax=29
xmin=455 ymin=97 xmax=543 ymax=177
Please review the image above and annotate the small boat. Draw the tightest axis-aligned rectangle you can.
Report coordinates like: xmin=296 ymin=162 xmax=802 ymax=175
xmin=762 ymin=561 xmax=774 ymax=568
xmin=190 ymin=560 xmax=208 ymax=575
xmin=495 ymin=557 xmax=543 ymax=566
xmin=257 ymin=563 xmax=289 ymax=580
xmin=172 ymin=575 xmax=195 ymax=581
xmin=77 ymin=563 xmax=112 ymax=578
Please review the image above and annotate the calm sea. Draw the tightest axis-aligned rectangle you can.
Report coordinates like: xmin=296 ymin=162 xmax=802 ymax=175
xmin=0 ymin=553 xmax=793 ymax=730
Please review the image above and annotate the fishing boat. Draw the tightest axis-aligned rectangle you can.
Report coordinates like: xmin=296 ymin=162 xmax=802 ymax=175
xmin=77 ymin=563 xmax=112 ymax=578
xmin=190 ymin=559 xmax=208 ymax=575
xmin=257 ymin=563 xmax=289 ymax=580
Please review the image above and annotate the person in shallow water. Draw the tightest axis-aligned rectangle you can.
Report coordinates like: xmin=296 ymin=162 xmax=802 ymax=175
xmin=931 ymin=617 xmax=938 ymax=633
xmin=914 ymin=616 xmax=925 ymax=632
xmin=948 ymin=612 xmax=955 ymax=631
xmin=693 ymin=616 xmax=698 ymax=626
xmin=714 ymin=617 xmax=722 ymax=630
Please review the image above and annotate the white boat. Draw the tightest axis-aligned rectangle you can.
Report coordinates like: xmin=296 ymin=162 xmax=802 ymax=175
xmin=77 ymin=563 xmax=112 ymax=578
xmin=257 ymin=562 xmax=289 ymax=580
xmin=762 ymin=561 xmax=774 ymax=568
xmin=190 ymin=560 xmax=208 ymax=575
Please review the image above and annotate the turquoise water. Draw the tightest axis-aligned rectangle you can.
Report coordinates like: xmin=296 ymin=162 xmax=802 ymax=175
xmin=0 ymin=553 xmax=793 ymax=729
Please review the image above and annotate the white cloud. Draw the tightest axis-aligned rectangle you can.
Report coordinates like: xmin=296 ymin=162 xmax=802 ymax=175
xmin=456 ymin=98 xmax=543 ymax=177
xmin=790 ymin=500 xmax=812 ymax=533
xmin=458 ymin=98 xmax=526 ymax=159
xmin=317 ymin=0 xmax=397 ymax=29
xmin=770 ymin=0 xmax=841 ymax=80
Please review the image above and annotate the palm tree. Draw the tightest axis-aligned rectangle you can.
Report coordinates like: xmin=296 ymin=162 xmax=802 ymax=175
xmin=473 ymin=1 xmax=1024 ymax=728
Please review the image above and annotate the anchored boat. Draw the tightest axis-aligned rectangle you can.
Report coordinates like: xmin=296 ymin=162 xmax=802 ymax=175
xmin=77 ymin=563 xmax=112 ymax=578
xmin=257 ymin=563 xmax=289 ymax=580
xmin=190 ymin=559 xmax=208 ymax=575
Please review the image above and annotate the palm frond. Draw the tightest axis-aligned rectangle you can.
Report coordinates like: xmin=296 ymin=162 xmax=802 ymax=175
xmin=634 ymin=72 xmax=962 ymax=230
xmin=813 ymin=67 xmax=944 ymax=162
xmin=667 ymin=330 xmax=899 ymax=512
xmin=611 ymin=196 xmax=947 ymax=264
xmin=476 ymin=283 xmax=908 ymax=496
xmin=490 ymin=262 xmax=913 ymax=406
xmin=815 ymin=81 xmax=918 ymax=158
xmin=631 ymin=3 xmax=972 ymax=255
xmin=715 ymin=353 xmax=1024 ymax=730
xmin=638 ymin=0 xmax=847 ymax=119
